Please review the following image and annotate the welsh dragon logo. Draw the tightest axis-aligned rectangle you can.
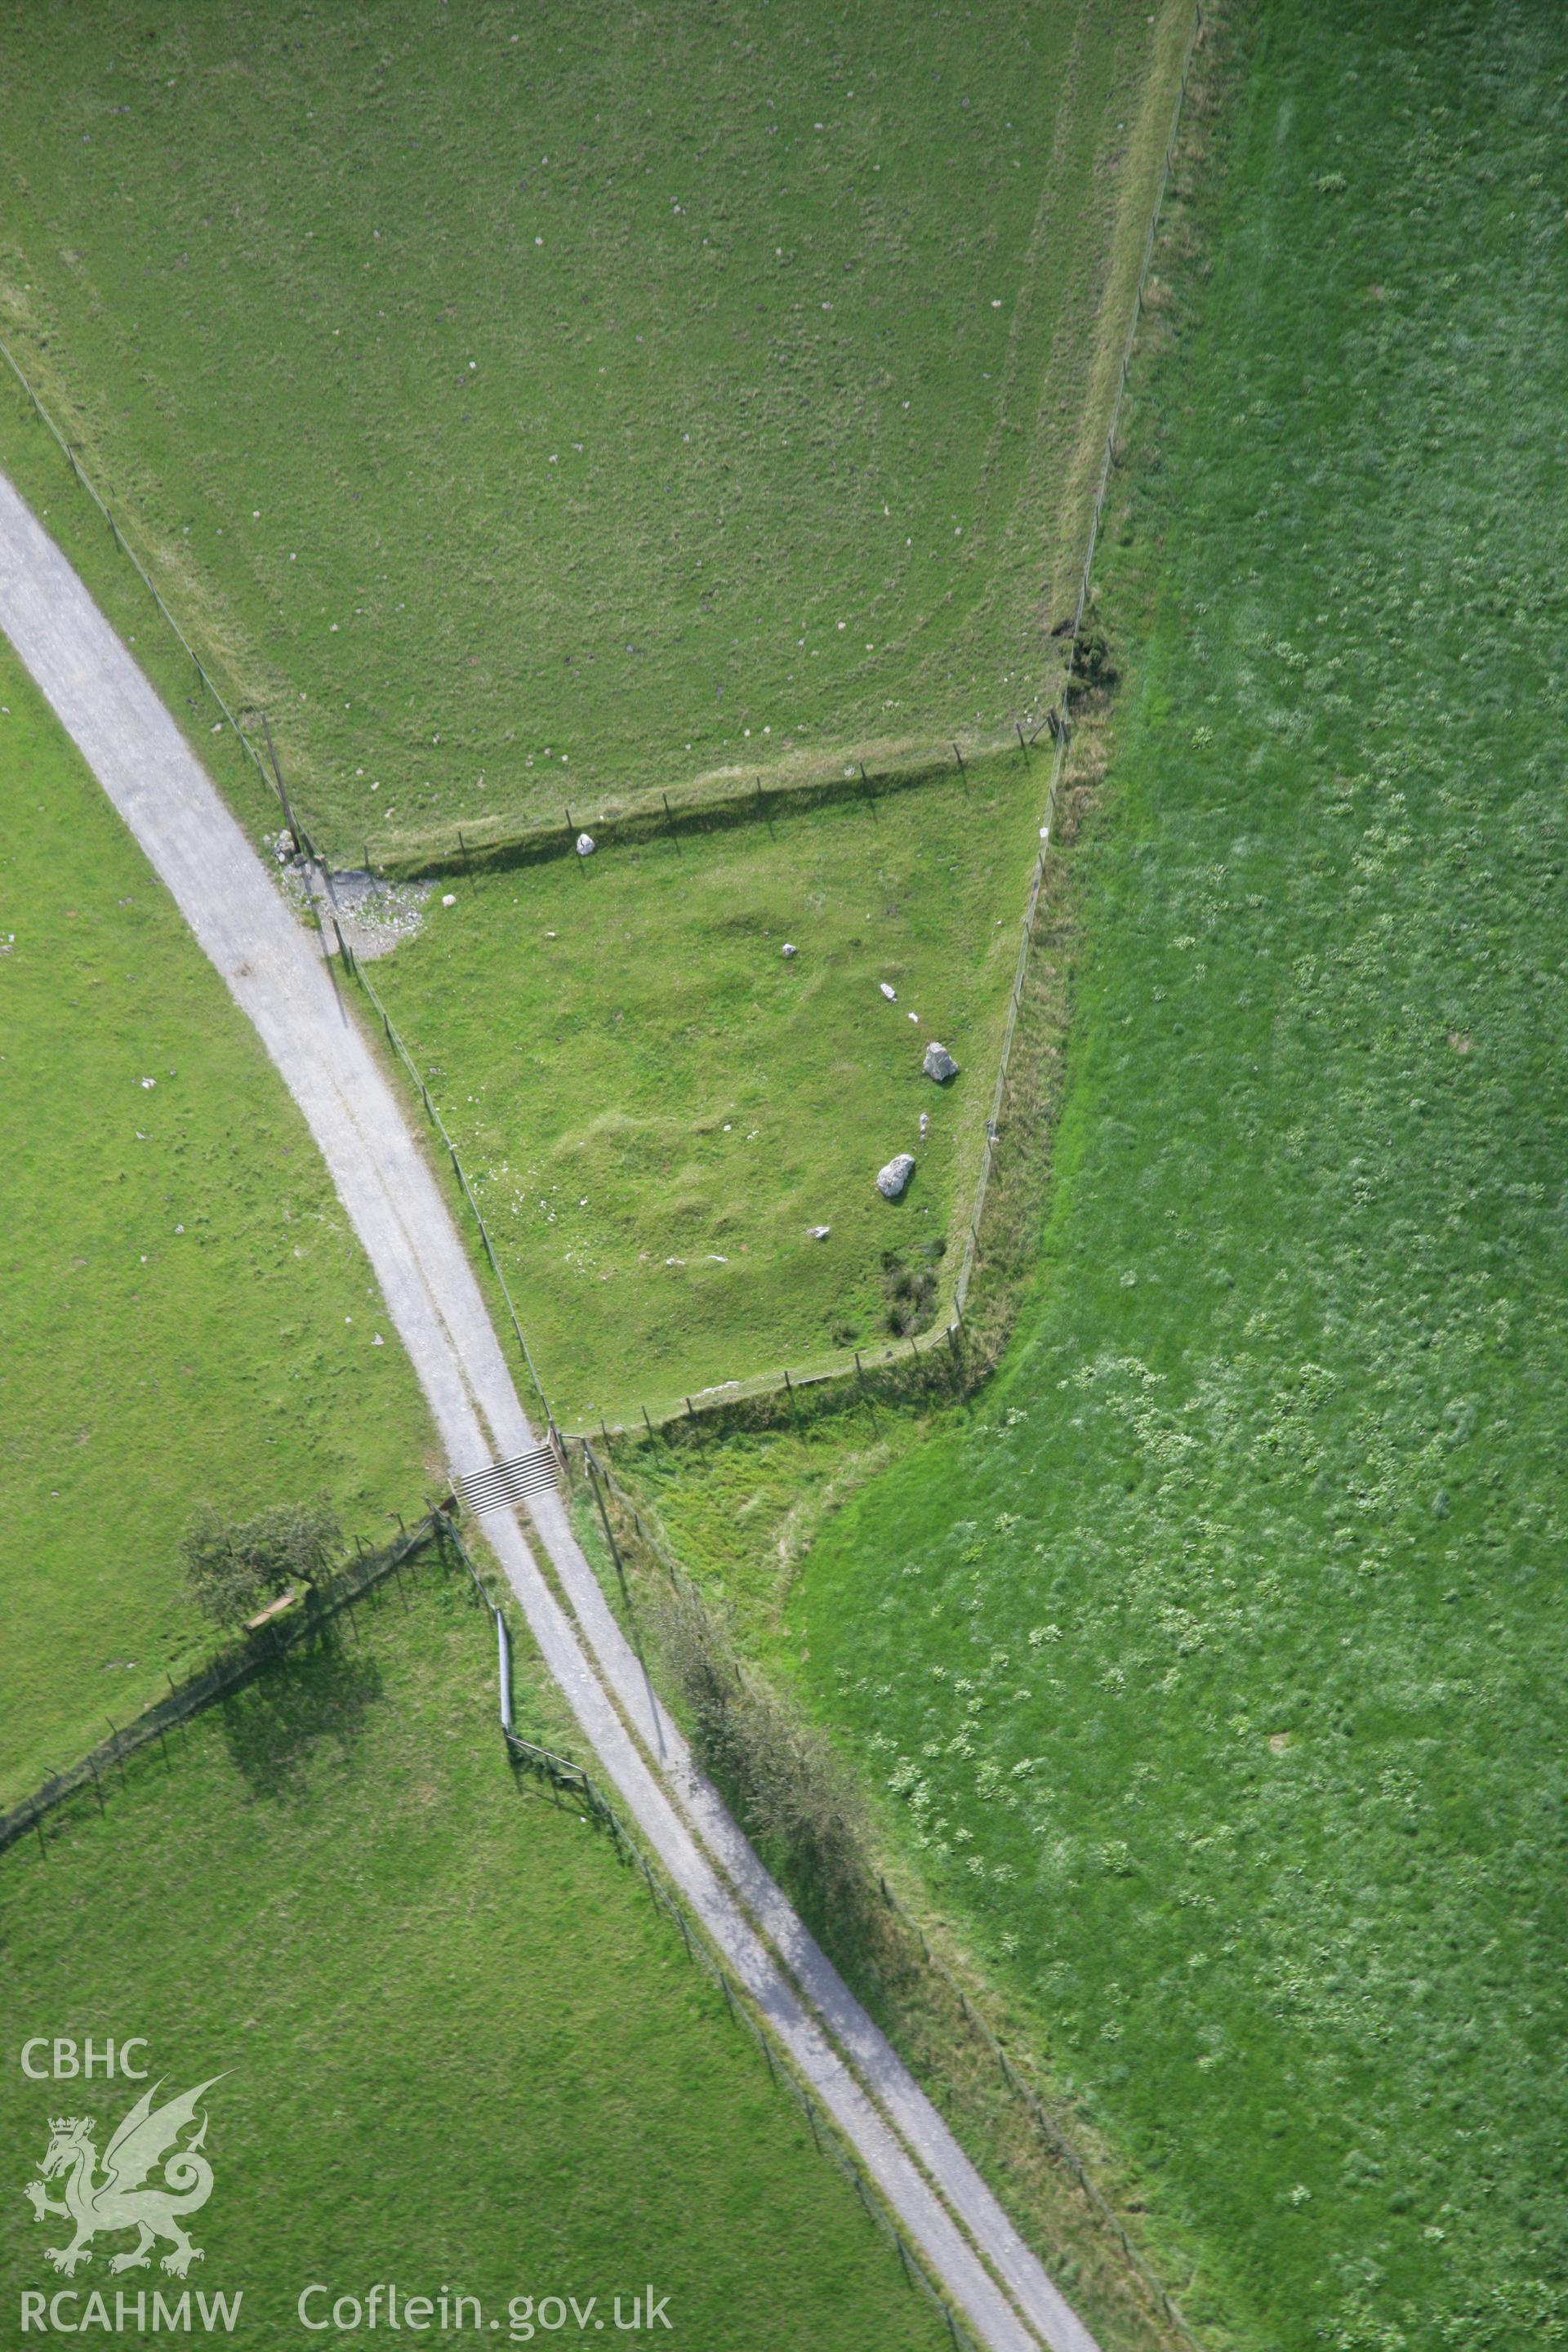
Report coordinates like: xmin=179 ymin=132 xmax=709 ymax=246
xmin=24 ymin=2078 xmax=222 ymax=2278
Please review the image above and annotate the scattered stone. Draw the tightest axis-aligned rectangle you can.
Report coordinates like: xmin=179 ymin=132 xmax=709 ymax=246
xmin=880 ymin=982 xmax=898 ymax=1000
xmin=278 ymin=859 xmax=433 ymax=959
xmin=919 ymin=1112 xmax=931 ymax=1139
xmin=576 ymin=831 xmax=596 ymax=857
xmin=807 ymin=1224 xmax=831 ymax=1241
xmin=782 ymin=942 xmax=798 ymax=958
xmin=442 ymin=892 xmax=457 ymax=906
xmin=923 ymin=1040 xmax=960 ymax=1083
xmin=876 ymin=1153 xmax=916 ymax=1200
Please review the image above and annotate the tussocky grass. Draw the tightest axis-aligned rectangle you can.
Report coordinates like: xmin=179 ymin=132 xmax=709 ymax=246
xmin=0 ymin=0 xmax=1191 ymax=853
xmin=653 ymin=4 xmax=1568 ymax=2346
xmin=0 ymin=635 xmax=436 ymax=1806
xmin=0 ymin=1566 xmax=948 ymax=2352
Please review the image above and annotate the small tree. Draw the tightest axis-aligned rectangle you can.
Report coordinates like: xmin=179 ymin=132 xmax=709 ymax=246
xmin=181 ymin=1500 xmax=342 ymax=1630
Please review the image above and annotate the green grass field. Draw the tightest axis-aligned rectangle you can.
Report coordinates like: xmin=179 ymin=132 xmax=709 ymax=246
xmin=644 ymin=6 xmax=1568 ymax=2347
xmin=0 ymin=638 xmax=434 ymax=1805
xmin=0 ymin=1568 xmax=946 ymax=2350
xmin=370 ymin=759 xmax=1040 ymax=1423
xmin=0 ymin=0 xmax=1188 ymax=854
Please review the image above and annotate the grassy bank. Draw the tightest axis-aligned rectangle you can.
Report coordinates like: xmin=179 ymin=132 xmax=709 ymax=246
xmin=662 ymin=5 xmax=1568 ymax=2346
xmin=0 ymin=1566 xmax=946 ymax=2350
xmin=0 ymin=0 xmax=1188 ymax=849
xmin=0 ymin=636 xmax=434 ymax=1802
xmin=371 ymin=756 xmax=1042 ymax=1423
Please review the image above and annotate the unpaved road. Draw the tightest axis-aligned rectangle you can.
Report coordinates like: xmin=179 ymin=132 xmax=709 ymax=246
xmin=0 ymin=468 xmax=1100 ymax=2352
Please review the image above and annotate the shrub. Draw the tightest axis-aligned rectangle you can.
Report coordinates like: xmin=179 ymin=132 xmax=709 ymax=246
xmin=647 ymin=1578 xmax=873 ymax=1936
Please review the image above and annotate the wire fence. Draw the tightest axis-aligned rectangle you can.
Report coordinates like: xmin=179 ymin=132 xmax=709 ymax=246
xmin=1 ymin=1494 xmax=987 ymax=2350
xmin=0 ymin=2 xmax=1201 ymax=1452
xmin=0 ymin=337 xmax=316 ymax=853
xmin=365 ymin=741 xmax=997 ymax=887
xmin=0 ymin=1508 xmax=444 ymax=1860
xmin=0 ymin=326 xmax=996 ymax=1441
xmin=954 ymin=0 xmax=1205 ymax=1323
xmin=439 ymin=0 xmax=1211 ymax=1440
xmin=336 ymin=944 xmax=559 ymax=1434
xmin=568 ymin=1435 xmax=1205 ymax=2352
xmin=429 ymin=1507 xmax=990 ymax=2352
xmin=2 ymin=33 xmax=1206 ymax=2340
xmin=872 ymin=1869 xmax=1203 ymax=2352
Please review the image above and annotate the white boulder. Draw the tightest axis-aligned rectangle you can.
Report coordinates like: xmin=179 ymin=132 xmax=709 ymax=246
xmin=876 ymin=1153 xmax=916 ymax=1200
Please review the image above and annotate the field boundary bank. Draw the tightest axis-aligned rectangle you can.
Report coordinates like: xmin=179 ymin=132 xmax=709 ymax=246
xmin=0 ymin=340 xmax=313 ymax=851
xmin=5 ymin=1503 xmax=990 ymax=2352
xmin=436 ymin=1508 xmax=995 ymax=2352
xmin=0 ymin=332 xmax=1053 ymax=875
xmin=0 ymin=0 xmax=1201 ymax=1450
xmin=0 ymin=329 xmax=1001 ymax=1442
xmin=568 ymin=1437 xmax=1204 ymax=2352
xmin=0 ymin=1508 xmax=444 ymax=1856
xmin=366 ymin=738 xmax=1035 ymax=885
xmin=559 ymin=0 xmax=1207 ymax=1438
xmin=1 ymin=472 xmax=1098 ymax=2352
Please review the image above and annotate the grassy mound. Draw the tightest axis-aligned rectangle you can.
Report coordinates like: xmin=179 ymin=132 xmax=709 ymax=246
xmin=0 ymin=1570 xmax=946 ymax=2349
xmin=371 ymin=756 xmax=1040 ymax=1422
xmin=0 ymin=639 xmax=434 ymax=1803
xmin=762 ymin=7 xmax=1566 ymax=2346
xmin=0 ymin=0 xmax=1190 ymax=849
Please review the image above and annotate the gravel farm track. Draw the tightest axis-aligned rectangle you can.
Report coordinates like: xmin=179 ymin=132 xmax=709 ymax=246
xmin=0 ymin=466 xmax=1100 ymax=2352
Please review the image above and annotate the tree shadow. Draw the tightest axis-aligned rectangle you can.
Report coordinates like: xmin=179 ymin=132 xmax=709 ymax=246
xmin=216 ymin=1628 xmax=385 ymax=1803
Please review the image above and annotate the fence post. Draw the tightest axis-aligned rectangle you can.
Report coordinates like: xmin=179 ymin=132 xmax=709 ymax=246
xmin=586 ymin=1449 xmax=630 ymax=1602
